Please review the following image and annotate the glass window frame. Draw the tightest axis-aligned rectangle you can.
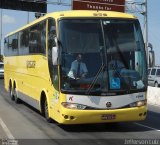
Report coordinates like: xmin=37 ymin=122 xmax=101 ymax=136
xmin=47 ymin=17 xmax=59 ymax=91
xmin=58 ymin=18 xmax=147 ymax=95
xmin=156 ymin=69 xmax=160 ymax=76
xmin=148 ymin=69 xmax=151 ymax=75
xmin=151 ymin=69 xmax=156 ymax=75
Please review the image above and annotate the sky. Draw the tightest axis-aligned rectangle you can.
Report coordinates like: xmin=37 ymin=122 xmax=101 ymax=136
xmin=0 ymin=0 xmax=160 ymax=64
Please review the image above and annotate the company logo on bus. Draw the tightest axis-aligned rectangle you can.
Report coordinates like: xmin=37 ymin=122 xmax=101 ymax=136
xmin=106 ymin=102 xmax=112 ymax=108
xmin=26 ymin=61 xmax=36 ymax=68
xmin=69 ymin=96 xmax=74 ymax=101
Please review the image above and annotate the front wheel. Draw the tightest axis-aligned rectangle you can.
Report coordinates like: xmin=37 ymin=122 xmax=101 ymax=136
xmin=44 ymin=99 xmax=52 ymax=123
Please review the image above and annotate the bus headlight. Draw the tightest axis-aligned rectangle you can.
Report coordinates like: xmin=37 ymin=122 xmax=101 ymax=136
xmin=129 ymin=100 xmax=147 ymax=107
xmin=136 ymin=100 xmax=147 ymax=107
xmin=62 ymin=102 xmax=87 ymax=110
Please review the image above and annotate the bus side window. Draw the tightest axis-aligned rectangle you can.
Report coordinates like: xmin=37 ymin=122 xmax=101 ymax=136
xmin=48 ymin=18 xmax=59 ymax=91
xmin=4 ymin=38 xmax=9 ymax=56
xmin=20 ymin=29 xmax=29 ymax=55
xmin=40 ymin=21 xmax=46 ymax=55
xmin=29 ymin=24 xmax=39 ymax=54
xmin=8 ymin=34 xmax=19 ymax=56
xmin=48 ymin=20 xmax=56 ymax=48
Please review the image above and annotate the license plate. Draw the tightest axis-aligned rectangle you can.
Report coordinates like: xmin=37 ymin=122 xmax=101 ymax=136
xmin=101 ymin=114 xmax=116 ymax=120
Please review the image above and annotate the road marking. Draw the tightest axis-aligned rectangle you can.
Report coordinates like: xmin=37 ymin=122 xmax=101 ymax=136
xmin=134 ymin=122 xmax=160 ymax=132
xmin=0 ymin=117 xmax=15 ymax=139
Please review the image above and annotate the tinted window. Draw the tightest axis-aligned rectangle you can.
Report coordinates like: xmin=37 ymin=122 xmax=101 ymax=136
xmin=148 ymin=69 xmax=151 ymax=75
xmin=47 ymin=18 xmax=59 ymax=90
xmin=48 ymin=19 xmax=56 ymax=49
xmin=29 ymin=24 xmax=39 ymax=53
xmin=20 ymin=29 xmax=29 ymax=55
xmin=5 ymin=34 xmax=19 ymax=56
xmin=5 ymin=20 xmax=46 ymax=56
xmin=40 ymin=21 xmax=46 ymax=54
xmin=4 ymin=38 xmax=9 ymax=56
xmin=151 ymin=69 xmax=156 ymax=75
xmin=156 ymin=69 xmax=160 ymax=76
xmin=29 ymin=21 xmax=46 ymax=55
xmin=19 ymin=21 xmax=46 ymax=55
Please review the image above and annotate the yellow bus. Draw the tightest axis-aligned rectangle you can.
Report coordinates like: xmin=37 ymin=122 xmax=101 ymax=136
xmin=4 ymin=10 xmax=147 ymax=124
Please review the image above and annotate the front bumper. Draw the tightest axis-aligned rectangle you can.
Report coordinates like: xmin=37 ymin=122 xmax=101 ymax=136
xmin=58 ymin=106 xmax=147 ymax=124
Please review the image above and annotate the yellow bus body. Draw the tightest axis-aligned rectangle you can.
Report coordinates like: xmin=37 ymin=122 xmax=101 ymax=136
xmin=4 ymin=10 xmax=147 ymax=124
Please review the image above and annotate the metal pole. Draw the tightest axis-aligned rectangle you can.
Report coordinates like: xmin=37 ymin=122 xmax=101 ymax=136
xmin=144 ymin=0 xmax=148 ymax=64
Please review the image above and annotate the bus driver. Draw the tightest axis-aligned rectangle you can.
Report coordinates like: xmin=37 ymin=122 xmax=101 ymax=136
xmin=68 ymin=54 xmax=88 ymax=79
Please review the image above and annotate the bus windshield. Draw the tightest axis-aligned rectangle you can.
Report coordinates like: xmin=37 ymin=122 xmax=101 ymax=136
xmin=59 ymin=19 xmax=147 ymax=95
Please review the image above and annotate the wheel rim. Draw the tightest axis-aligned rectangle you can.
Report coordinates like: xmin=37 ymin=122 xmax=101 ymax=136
xmin=10 ymin=87 xmax=12 ymax=96
xmin=9 ymin=86 xmax=14 ymax=100
xmin=45 ymin=100 xmax=49 ymax=118
xmin=14 ymin=88 xmax=19 ymax=103
xmin=14 ymin=88 xmax=17 ymax=98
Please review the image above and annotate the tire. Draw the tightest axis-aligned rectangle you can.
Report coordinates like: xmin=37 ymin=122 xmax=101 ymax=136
xmin=154 ymin=82 xmax=159 ymax=87
xmin=14 ymin=88 xmax=21 ymax=104
xmin=44 ymin=99 xmax=52 ymax=123
xmin=9 ymin=84 xmax=14 ymax=101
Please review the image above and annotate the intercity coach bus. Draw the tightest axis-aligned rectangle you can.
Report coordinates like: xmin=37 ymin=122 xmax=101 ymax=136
xmin=4 ymin=10 xmax=147 ymax=124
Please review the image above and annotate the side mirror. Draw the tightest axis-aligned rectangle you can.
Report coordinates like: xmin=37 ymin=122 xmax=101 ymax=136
xmin=51 ymin=37 xmax=62 ymax=65
xmin=148 ymin=42 xmax=155 ymax=67
xmin=54 ymin=37 xmax=57 ymax=44
xmin=149 ymin=50 xmax=155 ymax=67
xmin=52 ymin=46 xmax=58 ymax=65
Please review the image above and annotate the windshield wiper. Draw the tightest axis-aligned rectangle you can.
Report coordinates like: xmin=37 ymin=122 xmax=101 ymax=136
xmin=86 ymin=45 xmax=106 ymax=95
xmin=85 ymin=63 xmax=105 ymax=95
xmin=86 ymin=21 xmax=108 ymax=95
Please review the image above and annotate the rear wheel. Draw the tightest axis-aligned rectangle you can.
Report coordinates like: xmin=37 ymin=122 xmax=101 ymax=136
xmin=44 ymin=99 xmax=52 ymax=123
xmin=14 ymin=88 xmax=21 ymax=104
xmin=9 ymin=83 xmax=14 ymax=101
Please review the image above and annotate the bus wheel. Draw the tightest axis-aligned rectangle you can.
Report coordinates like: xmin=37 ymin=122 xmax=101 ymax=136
xmin=9 ymin=83 xmax=14 ymax=101
xmin=44 ymin=99 xmax=52 ymax=123
xmin=14 ymin=88 xmax=21 ymax=104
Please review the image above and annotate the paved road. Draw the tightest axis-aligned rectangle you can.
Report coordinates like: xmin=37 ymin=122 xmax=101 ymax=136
xmin=0 ymin=79 xmax=160 ymax=145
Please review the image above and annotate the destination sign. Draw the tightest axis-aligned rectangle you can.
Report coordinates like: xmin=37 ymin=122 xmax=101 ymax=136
xmin=72 ymin=0 xmax=125 ymax=12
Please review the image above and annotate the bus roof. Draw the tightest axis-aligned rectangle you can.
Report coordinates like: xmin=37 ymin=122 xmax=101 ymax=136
xmin=5 ymin=10 xmax=137 ymax=37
